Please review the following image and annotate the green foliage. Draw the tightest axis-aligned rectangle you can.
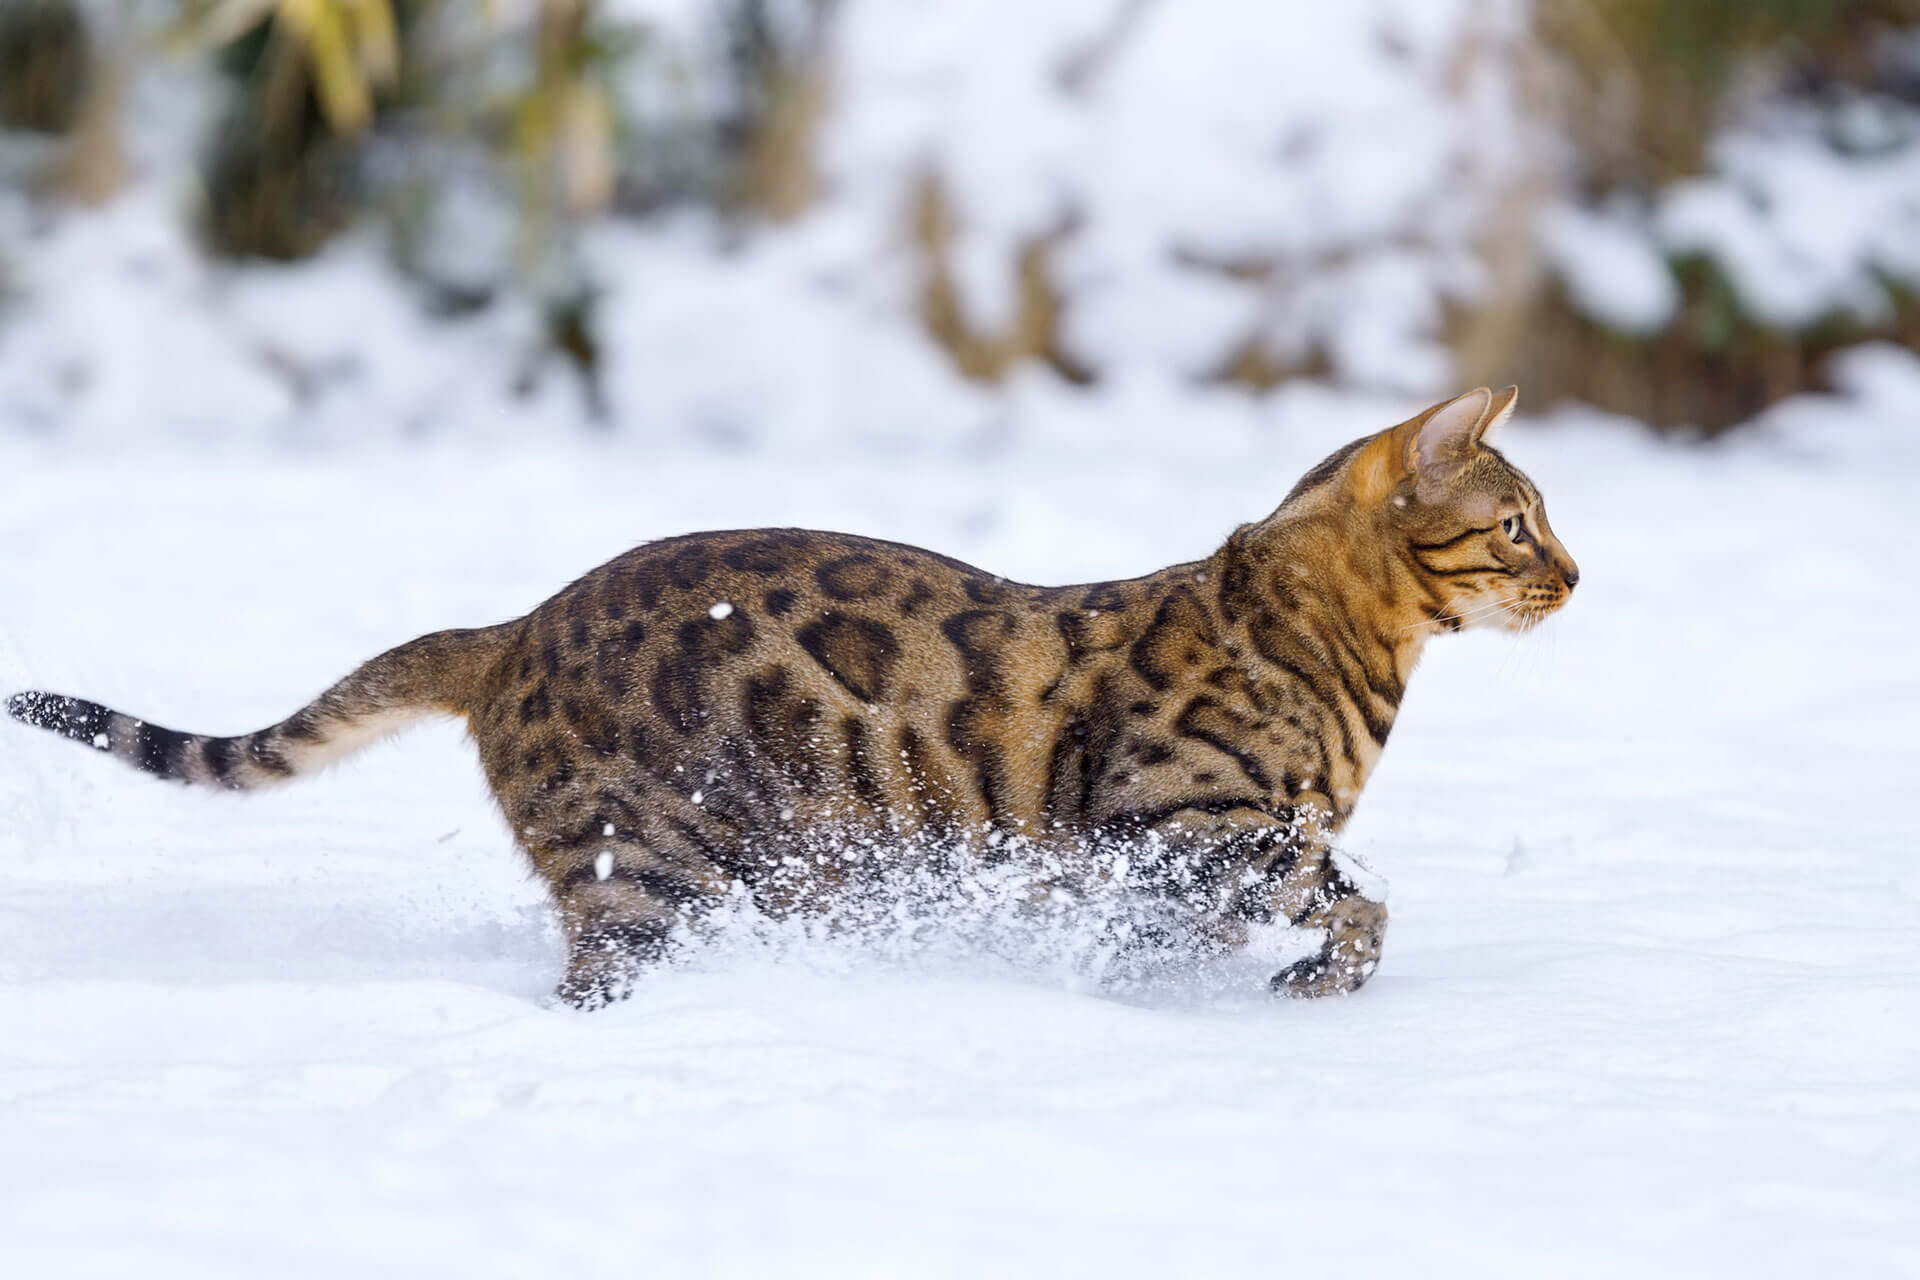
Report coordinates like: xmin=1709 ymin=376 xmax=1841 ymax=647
xmin=187 ymin=0 xmax=399 ymax=134
xmin=1642 ymin=0 xmax=1894 ymax=86
xmin=192 ymin=2 xmax=388 ymax=259
xmin=1542 ymin=0 xmax=1920 ymax=188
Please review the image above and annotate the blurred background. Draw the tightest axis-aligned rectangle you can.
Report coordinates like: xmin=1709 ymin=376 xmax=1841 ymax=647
xmin=5 ymin=0 xmax=1920 ymax=448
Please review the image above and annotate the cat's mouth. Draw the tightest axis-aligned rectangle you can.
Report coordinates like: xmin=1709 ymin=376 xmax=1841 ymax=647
xmin=1436 ymin=586 xmax=1566 ymax=633
xmin=1500 ymin=586 xmax=1570 ymax=632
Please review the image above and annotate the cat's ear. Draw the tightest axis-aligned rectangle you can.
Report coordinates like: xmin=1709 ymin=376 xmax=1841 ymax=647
xmin=1353 ymin=386 xmax=1513 ymax=503
xmin=1480 ymin=385 xmax=1518 ymax=443
xmin=1404 ymin=385 xmax=1516 ymax=496
xmin=1407 ymin=387 xmax=1490 ymax=480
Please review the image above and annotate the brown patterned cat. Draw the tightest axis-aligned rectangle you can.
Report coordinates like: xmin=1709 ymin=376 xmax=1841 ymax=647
xmin=9 ymin=387 xmax=1577 ymax=1006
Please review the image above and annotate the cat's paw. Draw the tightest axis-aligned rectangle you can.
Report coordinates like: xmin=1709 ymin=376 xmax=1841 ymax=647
xmin=552 ymin=920 xmax=665 ymax=1010
xmin=553 ymin=964 xmax=635 ymax=1011
xmin=1271 ymin=895 xmax=1386 ymax=997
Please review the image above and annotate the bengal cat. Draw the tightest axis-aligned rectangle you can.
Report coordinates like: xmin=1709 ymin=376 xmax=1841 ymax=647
xmin=9 ymin=387 xmax=1577 ymax=1007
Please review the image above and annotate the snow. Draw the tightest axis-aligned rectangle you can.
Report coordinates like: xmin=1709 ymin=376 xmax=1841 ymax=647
xmin=1542 ymin=202 xmax=1679 ymax=334
xmin=4 ymin=375 xmax=1918 ymax=1276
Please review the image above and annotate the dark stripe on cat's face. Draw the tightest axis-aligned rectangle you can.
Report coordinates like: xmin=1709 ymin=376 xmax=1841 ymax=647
xmin=1410 ymin=525 xmax=1497 ymax=553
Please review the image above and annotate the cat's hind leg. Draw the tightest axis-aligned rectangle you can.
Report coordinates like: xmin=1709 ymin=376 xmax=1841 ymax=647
xmin=544 ymin=840 xmax=727 ymax=1009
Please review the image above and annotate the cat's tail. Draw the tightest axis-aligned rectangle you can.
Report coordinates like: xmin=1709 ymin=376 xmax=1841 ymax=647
xmin=6 ymin=625 xmax=513 ymax=791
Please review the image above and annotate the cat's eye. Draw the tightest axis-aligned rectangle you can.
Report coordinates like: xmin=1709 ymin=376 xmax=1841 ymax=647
xmin=1501 ymin=515 xmax=1524 ymax=543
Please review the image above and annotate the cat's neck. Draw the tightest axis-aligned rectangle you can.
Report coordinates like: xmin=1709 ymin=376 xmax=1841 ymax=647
xmin=1206 ymin=511 xmax=1435 ymax=729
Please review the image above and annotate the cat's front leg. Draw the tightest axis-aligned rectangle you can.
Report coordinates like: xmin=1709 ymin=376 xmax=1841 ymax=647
xmin=1259 ymin=846 xmax=1388 ymax=997
xmin=1121 ymin=806 xmax=1385 ymax=994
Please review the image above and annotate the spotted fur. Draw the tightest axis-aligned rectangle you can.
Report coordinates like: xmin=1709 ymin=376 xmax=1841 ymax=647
xmin=8 ymin=388 xmax=1577 ymax=1006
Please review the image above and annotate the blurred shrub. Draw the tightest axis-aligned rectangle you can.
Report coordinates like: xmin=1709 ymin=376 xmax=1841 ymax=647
xmin=13 ymin=0 xmax=1920 ymax=438
xmin=1497 ymin=261 xmax=1918 ymax=431
xmin=723 ymin=0 xmax=831 ymax=219
xmin=1540 ymin=0 xmax=1920 ymax=190
xmin=1492 ymin=0 xmax=1920 ymax=430
xmin=911 ymin=175 xmax=1090 ymax=386
xmin=175 ymin=0 xmax=831 ymax=413
xmin=186 ymin=0 xmax=831 ymax=260
xmin=190 ymin=0 xmax=411 ymax=258
xmin=0 ymin=0 xmax=91 ymax=135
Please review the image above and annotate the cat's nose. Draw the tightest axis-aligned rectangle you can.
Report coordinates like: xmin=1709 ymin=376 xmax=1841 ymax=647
xmin=1562 ymin=562 xmax=1580 ymax=590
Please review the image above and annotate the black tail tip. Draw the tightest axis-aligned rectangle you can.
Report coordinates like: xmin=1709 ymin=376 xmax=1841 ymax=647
xmin=7 ymin=691 xmax=112 ymax=746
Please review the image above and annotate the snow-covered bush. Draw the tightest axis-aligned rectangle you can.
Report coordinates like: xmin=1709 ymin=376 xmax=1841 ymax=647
xmin=3 ymin=0 xmax=1920 ymax=444
xmin=1529 ymin=97 xmax=1920 ymax=430
xmin=1522 ymin=1 xmax=1920 ymax=429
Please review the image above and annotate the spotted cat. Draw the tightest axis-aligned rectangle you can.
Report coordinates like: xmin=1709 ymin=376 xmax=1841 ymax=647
xmin=8 ymin=387 xmax=1577 ymax=1006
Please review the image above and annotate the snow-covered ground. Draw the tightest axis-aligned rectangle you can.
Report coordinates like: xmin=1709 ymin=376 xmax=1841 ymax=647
xmin=3 ymin=362 xmax=1917 ymax=1277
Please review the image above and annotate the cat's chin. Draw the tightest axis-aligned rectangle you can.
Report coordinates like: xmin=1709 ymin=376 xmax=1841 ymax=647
xmin=1499 ymin=596 xmax=1567 ymax=632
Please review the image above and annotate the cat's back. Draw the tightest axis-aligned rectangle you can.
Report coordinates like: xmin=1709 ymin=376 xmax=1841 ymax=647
xmin=470 ymin=528 xmax=1142 ymax=857
xmin=510 ymin=526 xmax=1068 ymax=703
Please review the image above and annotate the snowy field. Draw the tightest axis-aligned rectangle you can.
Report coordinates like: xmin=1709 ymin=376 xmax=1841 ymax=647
xmin=2 ymin=366 xmax=1919 ymax=1278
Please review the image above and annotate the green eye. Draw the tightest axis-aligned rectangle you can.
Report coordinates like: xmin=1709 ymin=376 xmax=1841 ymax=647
xmin=1501 ymin=515 xmax=1524 ymax=543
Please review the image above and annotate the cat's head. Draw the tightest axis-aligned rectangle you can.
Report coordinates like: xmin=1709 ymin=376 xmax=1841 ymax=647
xmin=1352 ymin=386 xmax=1579 ymax=633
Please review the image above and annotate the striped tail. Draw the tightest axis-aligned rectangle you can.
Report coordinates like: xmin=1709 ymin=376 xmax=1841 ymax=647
xmin=6 ymin=625 xmax=511 ymax=791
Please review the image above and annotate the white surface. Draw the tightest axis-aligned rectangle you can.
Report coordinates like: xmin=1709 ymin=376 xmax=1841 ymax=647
xmin=3 ymin=368 xmax=1918 ymax=1277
